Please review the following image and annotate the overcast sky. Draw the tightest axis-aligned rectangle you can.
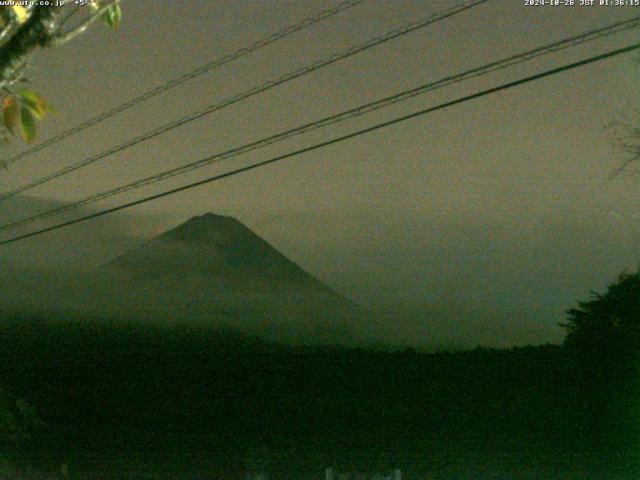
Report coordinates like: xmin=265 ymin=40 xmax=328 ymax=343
xmin=1 ymin=0 xmax=639 ymax=347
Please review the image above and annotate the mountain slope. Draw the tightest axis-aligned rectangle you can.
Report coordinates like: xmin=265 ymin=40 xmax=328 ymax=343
xmin=95 ymin=213 xmax=360 ymax=344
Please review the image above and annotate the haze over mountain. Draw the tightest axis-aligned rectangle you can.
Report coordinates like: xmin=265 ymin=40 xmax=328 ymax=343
xmin=1 ymin=194 xmax=638 ymax=348
xmin=53 ymin=212 xmax=360 ymax=345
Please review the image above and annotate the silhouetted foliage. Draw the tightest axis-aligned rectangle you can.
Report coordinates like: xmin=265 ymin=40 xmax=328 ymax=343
xmin=563 ymin=267 xmax=640 ymax=363
xmin=561 ymin=267 xmax=640 ymax=454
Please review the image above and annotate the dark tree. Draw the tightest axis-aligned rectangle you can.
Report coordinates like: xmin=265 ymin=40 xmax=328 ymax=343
xmin=561 ymin=268 xmax=640 ymax=454
xmin=563 ymin=268 xmax=640 ymax=362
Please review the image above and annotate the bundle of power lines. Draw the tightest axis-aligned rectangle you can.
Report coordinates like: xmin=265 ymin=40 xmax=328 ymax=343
xmin=0 ymin=0 xmax=638 ymax=246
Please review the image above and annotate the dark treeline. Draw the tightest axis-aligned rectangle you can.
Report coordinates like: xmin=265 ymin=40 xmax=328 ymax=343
xmin=0 ymin=312 xmax=638 ymax=479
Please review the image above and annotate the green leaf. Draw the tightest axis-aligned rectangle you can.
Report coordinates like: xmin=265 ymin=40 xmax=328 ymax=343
xmin=19 ymin=89 xmax=47 ymax=119
xmin=22 ymin=104 xmax=43 ymax=120
xmin=2 ymin=97 xmax=19 ymax=133
xmin=19 ymin=89 xmax=39 ymax=104
xmin=103 ymin=4 xmax=121 ymax=29
xmin=19 ymin=107 xmax=36 ymax=144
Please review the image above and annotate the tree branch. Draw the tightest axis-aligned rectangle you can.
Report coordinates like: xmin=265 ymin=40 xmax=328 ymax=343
xmin=50 ymin=0 xmax=121 ymax=47
xmin=0 ymin=7 xmax=36 ymax=49
xmin=58 ymin=4 xmax=83 ymax=29
xmin=0 ymin=17 xmax=22 ymax=50
xmin=0 ymin=6 xmax=64 ymax=89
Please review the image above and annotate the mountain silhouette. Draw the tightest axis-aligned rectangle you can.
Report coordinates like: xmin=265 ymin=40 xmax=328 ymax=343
xmin=108 ymin=213 xmax=326 ymax=281
xmin=93 ymin=213 xmax=359 ymax=344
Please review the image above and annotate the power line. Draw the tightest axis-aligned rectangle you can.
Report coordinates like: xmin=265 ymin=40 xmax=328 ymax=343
xmin=0 ymin=0 xmax=367 ymax=169
xmin=1 ymin=16 xmax=638 ymax=232
xmin=0 ymin=0 xmax=490 ymax=202
xmin=1 ymin=41 xmax=637 ymax=247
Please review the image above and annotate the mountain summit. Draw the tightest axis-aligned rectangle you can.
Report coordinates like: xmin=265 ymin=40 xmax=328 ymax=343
xmin=97 ymin=213 xmax=359 ymax=344
xmin=161 ymin=213 xmax=250 ymax=244
xmin=107 ymin=213 xmax=320 ymax=281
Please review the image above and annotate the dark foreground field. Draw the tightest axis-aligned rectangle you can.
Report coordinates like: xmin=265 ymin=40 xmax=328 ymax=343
xmin=1 ymin=314 xmax=638 ymax=479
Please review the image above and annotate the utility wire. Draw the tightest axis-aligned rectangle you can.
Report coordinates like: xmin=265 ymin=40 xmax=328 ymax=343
xmin=0 ymin=0 xmax=490 ymax=202
xmin=0 ymin=42 xmax=637 ymax=246
xmin=0 ymin=16 xmax=638 ymax=232
xmin=0 ymin=0 xmax=367 ymax=168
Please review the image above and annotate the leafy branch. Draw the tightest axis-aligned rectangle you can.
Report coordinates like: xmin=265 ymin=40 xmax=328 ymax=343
xmin=51 ymin=0 xmax=122 ymax=46
xmin=0 ymin=1 xmax=123 ymax=145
